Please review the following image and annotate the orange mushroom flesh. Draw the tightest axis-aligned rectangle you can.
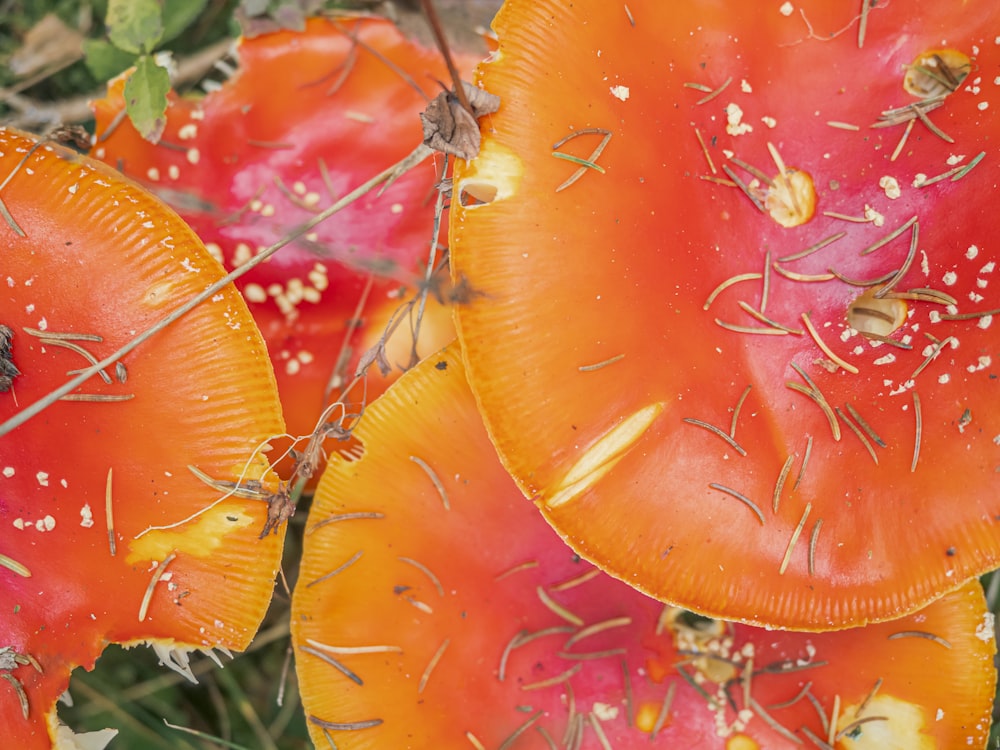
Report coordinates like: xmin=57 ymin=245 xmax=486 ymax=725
xmin=291 ymin=344 xmax=996 ymax=748
xmin=0 ymin=127 xmax=285 ymax=747
xmin=451 ymin=0 xmax=1000 ymax=628
xmin=90 ymin=17 xmax=472 ymax=483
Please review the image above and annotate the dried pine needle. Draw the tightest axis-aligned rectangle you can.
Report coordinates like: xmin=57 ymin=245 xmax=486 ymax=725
xmin=0 ymin=553 xmax=30 ymax=578
xmin=138 ymin=551 xmax=177 ymax=622
xmin=418 ymin=639 xmax=450 ymax=693
xmin=911 ymin=392 xmax=922 ymax=472
xmin=708 ymin=482 xmax=765 ymax=525
xmin=552 ymin=128 xmax=613 ymax=192
xmin=887 ymin=630 xmax=951 ymax=648
xmin=801 ymin=312 xmax=859 ymax=374
xmin=778 ymin=503 xmax=812 ymax=575
xmin=682 ymin=417 xmax=748 ymax=456
xmin=772 ymin=455 xmax=795 ymax=513
xmin=550 ymin=568 xmax=601 ymax=591
xmin=409 ymin=455 xmax=449 ymax=510
xmin=704 ymin=272 xmax=763 ymax=310
xmin=536 ymin=586 xmax=585 ymax=626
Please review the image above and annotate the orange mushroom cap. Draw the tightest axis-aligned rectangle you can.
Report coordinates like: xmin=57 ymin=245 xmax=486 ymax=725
xmin=90 ymin=17 xmax=475 ymax=482
xmin=291 ymin=343 xmax=996 ymax=748
xmin=0 ymin=127 xmax=285 ymax=747
xmin=451 ymin=0 xmax=1000 ymax=628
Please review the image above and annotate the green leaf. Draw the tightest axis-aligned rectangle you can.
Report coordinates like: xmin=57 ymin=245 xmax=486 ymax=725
xmin=82 ymin=39 xmax=137 ymax=82
xmin=106 ymin=0 xmax=163 ymax=55
xmin=123 ymin=56 xmax=171 ymax=143
xmin=161 ymin=0 xmax=211 ymax=43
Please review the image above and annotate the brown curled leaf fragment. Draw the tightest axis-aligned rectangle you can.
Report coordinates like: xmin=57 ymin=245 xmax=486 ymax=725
xmin=260 ymin=486 xmax=297 ymax=539
xmin=421 ymin=82 xmax=500 ymax=160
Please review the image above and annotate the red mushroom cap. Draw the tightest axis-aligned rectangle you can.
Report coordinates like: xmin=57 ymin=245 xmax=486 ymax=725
xmin=90 ymin=16 xmax=474 ymax=481
xmin=451 ymin=0 xmax=1000 ymax=629
xmin=291 ymin=343 xmax=996 ymax=748
xmin=0 ymin=126 xmax=285 ymax=747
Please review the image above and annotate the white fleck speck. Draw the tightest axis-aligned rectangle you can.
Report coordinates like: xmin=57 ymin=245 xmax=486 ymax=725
xmin=80 ymin=504 xmax=94 ymax=528
xmin=36 ymin=471 xmax=49 ymax=487
xmin=942 ymin=271 xmax=958 ymax=286
xmin=946 ymin=154 xmax=966 ymax=166
xmin=975 ymin=612 xmax=995 ymax=642
xmin=740 ymin=79 xmax=752 ymax=93
xmin=864 ymin=205 xmax=885 ymax=227
xmin=260 ymin=203 xmax=275 ymax=217
xmin=978 ymin=101 xmax=990 ymax=111
xmin=929 ymin=310 xmax=942 ymax=323
xmin=874 ymin=353 xmax=897 ymax=366
xmin=232 ymin=242 xmax=252 ymax=267
xmin=24 ymin=304 xmax=33 ymax=314
xmin=977 ymin=315 xmax=992 ymax=330
xmin=41 ymin=515 xmax=55 ymax=531
xmin=13 ymin=518 xmax=24 ymax=530
xmin=779 ymin=1 xmax=794 ymax=15
xmin=980 ymin=261 xmax=996 ymax=274
xmin=761 ymin=115 xmax=777 ymax=128
xmin=610 ymin=84 xmax=630 ymax=101
xmin=969 ymin=291 xmax=984 ymax=303
xmin=186 ymin=148 xmax=200 ymax=164
xmin=938 ymin=373 xmax=950 ymax=384
xmin=878 ymin=175 xmax=901 ymax=199
xmin=2 ymin=467 xmax=13 ymax=478
xmin=243 ymin=283 xmax=267 ymax=303
xmin=178 ymin=123 xmax=198 ymax=140
xmin=146 ymin=167 xmax=160 ymax=181
xmin=60 ymin=478 xmax=67 ymax=488
xmin=592 ymin=702 xmax=619 ymax=721
xmin=968 ymin=355 xmax=991 ymax=372
xmin=912 ymin=173 xmax=927 ymax=187
xmin=168 ymin=164 xmax=180 ymax=180
xmin=390 ymin=203 xmax=404 ymax=214
xmin=725 ymin=103 xmax=753 ymax=135
xmin=966 ymin=244 xmax=979 ymax=260
xmin=68 ymin=183 xmax=78 ymax=194
xmin=888 ymin=379 xmax=915 ymax=396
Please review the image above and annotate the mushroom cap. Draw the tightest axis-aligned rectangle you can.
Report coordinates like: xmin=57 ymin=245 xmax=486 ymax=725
xmin=450 ymin=0 xmax=1000 ymax=628
xmin=291 ymin=343 xmax=996 ymax=748
xmin=0 ymin=127 xmax=285 ymax=747
xmin=90 ymin=16 xmax=469 ymax=480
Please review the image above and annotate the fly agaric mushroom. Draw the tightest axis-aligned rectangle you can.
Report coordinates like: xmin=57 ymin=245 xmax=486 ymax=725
xmin=90 ymin=16 xmax=480 ymax=482
xmin=291 ymin=344 xmax=996 ymax=748
xmin=451 ymin=0 xmax=1000 ymax=629
xmin=0 ymin=127 xmax=286 ymax=747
